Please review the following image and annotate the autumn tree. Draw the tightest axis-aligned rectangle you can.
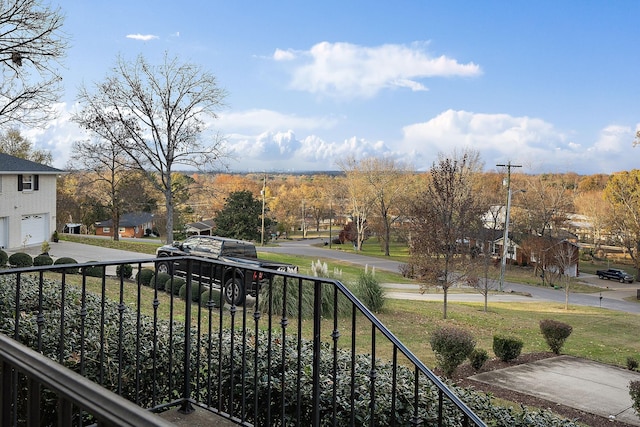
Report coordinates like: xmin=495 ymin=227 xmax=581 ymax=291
xmin=74 ymin=53 xmax=228 ymax=242
xmin=408 ymin=150 xmax=484 ymax=319
xmin=355 ymin=156 xmax=412 ymax=256
xmin=337 ymin=157 xmax=375 ymax=251
xmin=573 ymin=190 xmax=609 ymax=251
xmin=214 ymin=190 xmax=265 ymax=241
xmin=603 ymin=170 xmax=640 ymax=278
xmin=0 ymin=0 xmax=68 ymax=127
xmin=0 ymin=128 xmax=52 ymax=164
xmin=514 ymin=174 xmax=574 ymax=237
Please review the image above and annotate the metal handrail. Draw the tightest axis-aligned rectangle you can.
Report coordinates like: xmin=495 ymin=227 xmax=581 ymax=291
xmin=0 ymin=333 xmax=174 ymax=427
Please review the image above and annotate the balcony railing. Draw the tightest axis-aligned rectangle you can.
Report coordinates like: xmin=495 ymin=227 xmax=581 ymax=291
xmin=0 ymin=257 xmax=486 ymax=426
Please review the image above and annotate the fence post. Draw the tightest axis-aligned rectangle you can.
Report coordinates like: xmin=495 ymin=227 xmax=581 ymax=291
xmin=312 ymin=279 xmax=322 ymax=427
xmin=179 ymin=259 xmax=195 ymax=414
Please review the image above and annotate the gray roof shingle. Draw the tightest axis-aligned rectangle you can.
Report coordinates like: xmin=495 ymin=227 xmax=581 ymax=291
xmin=0 ymin=152 xmax=63 ymax=174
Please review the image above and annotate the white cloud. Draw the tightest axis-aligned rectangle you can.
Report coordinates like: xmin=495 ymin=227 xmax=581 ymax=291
xmin=126 ymin=34 xmax=158 ymax=41
xmin=218 ymin=109 xmax=338 ymax=133
xmin=276 ymin=41 xmax=481 ymax=98
xmin=273 ymin=48 xmax=296 ymax=61
xmin=398 ymin=110 xmax=640 ymax=173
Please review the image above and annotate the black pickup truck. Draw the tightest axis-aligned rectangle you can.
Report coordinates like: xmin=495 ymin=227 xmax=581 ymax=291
xmin=155 ymin=235 xmax=297 ymax=305
xmin=595 ymin=268 xmax=634 ymax=283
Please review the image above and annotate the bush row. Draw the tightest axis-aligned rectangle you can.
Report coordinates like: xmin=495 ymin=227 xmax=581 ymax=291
xmin=0 ymin=274 xmax=581 ymax=426
xmin=136 ymin=268 xmax=224 ymax=307
xmin=0 ymin=250 xmax=133 ymax=279
xmin=430 ymin=320 xmax=573 ymax=378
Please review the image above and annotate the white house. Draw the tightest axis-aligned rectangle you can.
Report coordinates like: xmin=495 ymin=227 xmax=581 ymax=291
xmin=0 ymin=153 xmax=63 ymax=250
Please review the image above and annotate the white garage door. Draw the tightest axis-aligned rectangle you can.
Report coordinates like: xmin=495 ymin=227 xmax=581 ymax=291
xmin=0 ymin=217 xmax=7 ymax=249
xmin=21 ymin=214 xmax=46 ymax=246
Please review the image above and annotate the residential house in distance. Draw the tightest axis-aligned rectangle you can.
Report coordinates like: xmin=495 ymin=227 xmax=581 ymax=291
xmin=184 ymin=219 xmax=215 ymax=236
xmin=0 ymin=153 xmax=63 ymax=249
xmin=94 ymin=212 xmax=155 ymax=239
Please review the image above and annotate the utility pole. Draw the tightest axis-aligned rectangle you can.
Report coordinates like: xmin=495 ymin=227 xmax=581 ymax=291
xmin=260 ymin=174 xmax=266 ymax=246
xmin=496 ymin=161 xmax=522 ymax=291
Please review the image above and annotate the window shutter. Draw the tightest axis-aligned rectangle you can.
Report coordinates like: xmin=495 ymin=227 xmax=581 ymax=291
xmin=34 ymin=175 xmax=39 ymax=191
xmin=17 ymin=175 xmax=23 ymax=191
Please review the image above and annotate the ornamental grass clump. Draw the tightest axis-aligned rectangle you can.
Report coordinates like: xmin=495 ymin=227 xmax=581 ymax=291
xmin=429 ymin=325 xmax=476 ymax=377
xmin=539 ymin=319 xmax=572 ymax=354
xmin=353 ymin=266 xmax=385 ymax=313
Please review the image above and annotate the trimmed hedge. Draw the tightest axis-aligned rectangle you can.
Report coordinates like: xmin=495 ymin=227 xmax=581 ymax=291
xmin=200 ymin=288 xmax=224 ymax=308
xmin=493 ymin=335 xmax=523 ymax=362
xmin=33 ymin=254 xmax=54 ymax=267
xmin=0 ymin=249 xmax=8 ymax=267
xmin=0 ymin=274 xmax=581 ymax=427
xmin=137 ymin=268 xmax=155 ymax=286
xmin=430 ymin=325 xmax=475 ymax=377
xmin=116 ymin=264 xmax=133 ymax=279
xmin=9 ymin=252 xmax=33 ymax=267
xmin=83 ymin=262 xmax=104 ymax=278
xmin=150 ymin=272 xmax=172 ymax=290
xmin=178 ymin=282 xmax=202 ymax=302
xmin=539 ymin=319 xmax=572 ymax=354
xmin=165 ymin=276 xmax=185 ymax=295
xmin=53 ymin=257 xmax=79 ymax=274
xmin=469 ymin=348 xmax=489 ymax=371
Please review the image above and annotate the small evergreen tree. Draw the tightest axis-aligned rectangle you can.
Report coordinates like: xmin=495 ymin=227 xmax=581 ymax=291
xmin=213 ymin=190 xmax=269 ymax=241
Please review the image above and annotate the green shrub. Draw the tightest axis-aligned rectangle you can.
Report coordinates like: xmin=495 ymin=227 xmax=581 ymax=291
xmin=83 ymin=262 xmax=103 ymax=278
xmin=539 ymin=319 xmax=572 ymax=354
xmin=630 ymin=381 xmax=640 ymax=415
xmin=200 ymin=288 xmax=224 ymax=308
xmin=33 ymin=254 xmax=54 ymax=266
xmin=429 ymin=325 xmax=476 ymax=377
xmin=178 ymin=282 xmax=202 ymax=302
xmin=0 ymin=249 xmax=7 ymax=267
xmin=0 ymin=275 xmax=583 ymax=427
xmin=151 ymin=272 xmax=171 ymax=290
xmin=137 ymin=268 xmax=155 ymax=286
xmin=353 ymin=268 xmax=385 ymax=313
xmin=628 ymin=357 xmax=639 ymax=371
xmin=469 ymin=348 xmax=489 ymax=371
xmin=493 ymin=335 xmax=523 ymax=362
xmin=53 ymin=257 xmax=79 ymax=274
xmin=165 ymin=276 xmax=185 ymax=295
xmin=116 ymin=263 xmax=133 ymax=279
xmin=9 ymin=252 xmax=33 ymax=267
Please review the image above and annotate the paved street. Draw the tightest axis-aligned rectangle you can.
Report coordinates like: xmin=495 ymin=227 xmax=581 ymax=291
xmin=260 ymin=238 xmax=640 ymax=314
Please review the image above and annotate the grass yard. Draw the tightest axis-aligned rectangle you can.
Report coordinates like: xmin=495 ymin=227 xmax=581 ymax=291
xmin=56 ymin=234 xmax=640 ymax=371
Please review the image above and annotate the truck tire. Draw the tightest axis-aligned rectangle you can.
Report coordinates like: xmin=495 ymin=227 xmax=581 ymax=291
xmin=224 ymin=277 xmax=245 ymax=305
xmin=598 ymin=275 xmax=604 ymax=279
xmin=157 ymin=260 xmax=172 ymax=275
xmin=620 ymin=278 xmax=625 ymax=283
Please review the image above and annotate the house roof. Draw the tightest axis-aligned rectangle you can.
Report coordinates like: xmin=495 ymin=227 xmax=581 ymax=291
xmin=95 ymin=212 xmax=155 ymax=227
xmin=0 ymin=153 xmax=63 ymax=175
xmin=185 ymin=219 xmax=215 ymax=232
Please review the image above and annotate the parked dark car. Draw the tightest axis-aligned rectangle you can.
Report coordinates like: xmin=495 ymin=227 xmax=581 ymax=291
xmin=595 ymin=268 xmax=634 ymax=283
xmin=155 ymin=235 xmax=297 ymax=304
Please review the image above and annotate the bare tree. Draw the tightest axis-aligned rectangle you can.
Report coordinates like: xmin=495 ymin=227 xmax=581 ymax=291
xmin=0 ymin=0 xmax=67 ymax=127
xmin=0 ymin=127 xmax=52 ymax=164
xmin=69 ymin=138 xmax=140 ymax=241
xmin=408 ymin=150 xmax=484 ymax=319
xmin=73 ymin=53 xmax=228 ymax=242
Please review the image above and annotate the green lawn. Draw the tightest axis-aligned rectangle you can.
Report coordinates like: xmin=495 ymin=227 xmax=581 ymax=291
xmin=58 ymin=234 xmax=640 ymax=370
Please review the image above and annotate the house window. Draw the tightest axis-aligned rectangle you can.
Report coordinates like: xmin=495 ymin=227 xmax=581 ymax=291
xmin=0 ymin=175 xmax=2 ymax=193
xmin=103 ymin=227 xmax=110 ymax=233
xmin=18 ymin=174 xmax=39 ymax=192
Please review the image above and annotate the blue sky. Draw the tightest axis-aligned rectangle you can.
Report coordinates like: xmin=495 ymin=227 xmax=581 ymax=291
xmin=26 ymin=1 xmax=640 ymax=174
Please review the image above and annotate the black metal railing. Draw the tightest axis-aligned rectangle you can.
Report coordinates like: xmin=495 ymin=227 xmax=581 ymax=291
xmin=0 ymin=257 xmax=486 ymax=427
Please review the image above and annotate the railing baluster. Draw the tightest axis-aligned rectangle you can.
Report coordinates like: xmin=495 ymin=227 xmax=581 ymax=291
xmin=180 ymin=259 xmax=194 ymax=414
xmin=312 ymin=279 xmax=322 ymax=427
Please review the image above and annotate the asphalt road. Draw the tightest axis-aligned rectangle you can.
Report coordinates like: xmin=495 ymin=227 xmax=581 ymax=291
xmin=260 ymin=238 xmax=640 ymax=314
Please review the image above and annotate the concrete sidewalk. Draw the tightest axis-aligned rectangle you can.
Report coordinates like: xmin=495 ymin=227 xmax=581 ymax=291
xmin=470 ymin=356 xmax=640 ymax=425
